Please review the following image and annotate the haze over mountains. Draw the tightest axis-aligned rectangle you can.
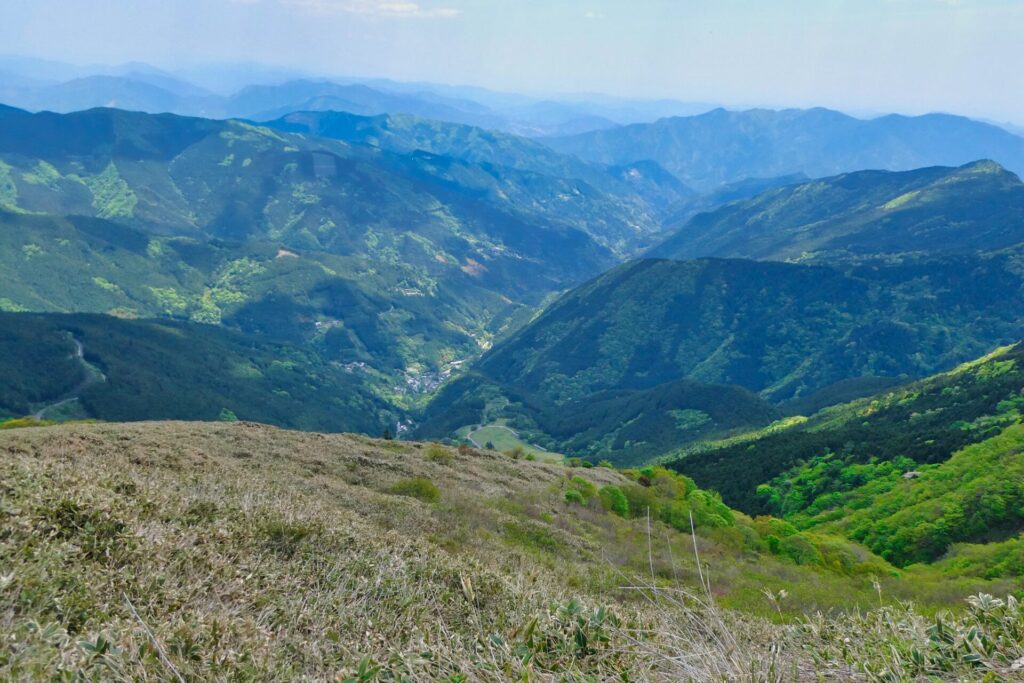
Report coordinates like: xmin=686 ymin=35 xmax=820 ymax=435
xmin=3 ymin=38 xmax=1024 ymax=679
xmin=547 ymin=107 xmax=1024 ymax=190
xmin=0 ymin=61 xmax=1022 ymax=492
xmin=3 ymin=67 xmax=1024 ymax=444
xmin=0 ymin=56 xmax=716 ymax=137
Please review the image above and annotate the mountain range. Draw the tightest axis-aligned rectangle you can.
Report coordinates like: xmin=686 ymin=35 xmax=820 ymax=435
xmin=547 ymin=107 xmax=1024 ymax=190
xmin=4 ymin=98 xmax=1024 ymax=465
xmin=0 ymin=102 xmax=707 ymax=432
xmin=652 ymin=160 xmax=1024 ymax=260
xmin=417 ymin=251 xmax=1024 ymax=462
xmin=0 ymin=56 xmax=716 ymax=137
xmin=3 ymin=59 xmax=1024 ymax=680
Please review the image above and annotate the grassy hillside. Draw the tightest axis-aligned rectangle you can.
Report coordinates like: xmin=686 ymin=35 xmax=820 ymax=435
xmin=2 ymin=421 xmax=1022 ymax=680
xmin=0 ymin=312 xmax=397 ymax=433
xmin=421 ymin=256 xmax=1024 ymax=462
xmin=651 ymin=161 xmax=1024 ymax=261
xmin=672 ymin=342 xmax=1024 ymax=513
xmin=545 ymin=107 xmax=1024 ymax=190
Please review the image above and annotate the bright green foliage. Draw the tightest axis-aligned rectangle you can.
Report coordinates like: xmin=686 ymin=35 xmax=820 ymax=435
xmin=752 ymin=517 xmax=798 ymax=539
xmin=0 ymin=298 xmax=27 ymax=312
xmin=597 ymin=486 xmax=629 ymax=517
xmin=149 ymin=286 xmax=188 ymax=315
xmin=686 ymin=489 xmax=734 ymax=528
xmin=22 ymin=160 xmax=63 ymax=188
xmin=0 ymin=417 xmax=57 ymax=430
xmin=811 ymin=424 xmax=1024 ymax=566
xmin=677 ymin=343 xmax=1024 ymax=512
xmin=83 ymin=162 xmax=137 ymax=219
xmin=620 ymin=484 xmax=659 ymax=519
xmin=567 ymin=476 xmax=597 ymax=502
xmin=387 ymin=477 xmax=441 ymax=503
xmin=687 ymin=344 xmax=1024 ymax=576
xmin=931 ymin=538 xmax=1024 ymax=580
xmin=758 ymin=454 xmax=917 ymax=519
xmin=777 ymin=534 xmax=824 ymax=566
xmin=563 ymin=489 xmax=585 ymax=506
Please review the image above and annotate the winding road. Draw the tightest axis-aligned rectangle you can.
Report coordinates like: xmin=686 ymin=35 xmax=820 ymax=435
xmin=32 ymin=337 xmax=105 ymax=420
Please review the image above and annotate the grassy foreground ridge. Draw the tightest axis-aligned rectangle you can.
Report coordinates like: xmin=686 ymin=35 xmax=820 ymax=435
xmin=2 ymin=421 xmax=1023 ymax=681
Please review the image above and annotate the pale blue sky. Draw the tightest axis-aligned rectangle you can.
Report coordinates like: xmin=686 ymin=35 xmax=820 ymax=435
xmin=2 ymin=0 xmax=1023 ymax=122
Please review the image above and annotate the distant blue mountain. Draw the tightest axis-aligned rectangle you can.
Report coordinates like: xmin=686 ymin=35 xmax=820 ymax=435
xmin=545 ymin=107 xmax=1024 ymax=190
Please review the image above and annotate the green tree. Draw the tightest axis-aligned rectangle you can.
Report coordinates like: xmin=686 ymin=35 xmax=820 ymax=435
xmin=598 ymin=486 xmax=629 ymax=518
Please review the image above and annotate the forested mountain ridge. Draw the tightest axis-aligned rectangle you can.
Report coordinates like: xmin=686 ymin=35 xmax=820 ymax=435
xmin=668 ymin=342 xmax=1024 ymax=578
xmin=266 ymin=109 xmax=694 ymax=220
xmin=0 ymin=209 xmax=514 ymax=382
xmin=0 ymin=312 xmax=397 ymax=433
xmin=652 ymin=160 xmax=1024 ymax=261
xmin=419 ymin=254 xmax=1024 ymax=462
xmin=670 ymin=342 xmax=1024 ymax=510
xmin=0 ymin=104 xmax=665 ymax=289
xmin=546 ymin=107 xmax=1024 ymax=190
xmin=0 ymin=103 xmax=679 ymax=415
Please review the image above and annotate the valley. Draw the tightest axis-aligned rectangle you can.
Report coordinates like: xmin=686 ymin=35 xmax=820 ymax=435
xmin=2 ymin=37 xmax=1024 ymax=680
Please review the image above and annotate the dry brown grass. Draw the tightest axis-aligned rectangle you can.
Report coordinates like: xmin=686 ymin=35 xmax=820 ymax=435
xmin=0 ymin=421 xmax=673 ymax=680
xmin=1 ymin=421 xmax=1017 ymax=681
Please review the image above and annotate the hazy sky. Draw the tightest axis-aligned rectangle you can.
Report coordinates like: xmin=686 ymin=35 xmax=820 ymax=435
xmin=2 ymin=0 xmax=1023 ymax=122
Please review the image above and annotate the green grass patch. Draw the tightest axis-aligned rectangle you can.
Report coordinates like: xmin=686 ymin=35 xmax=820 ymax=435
xmin=466 ymin=424 xmax=563 ymax=463
xmin=387 ymin=476 xmax=441 ymax=503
